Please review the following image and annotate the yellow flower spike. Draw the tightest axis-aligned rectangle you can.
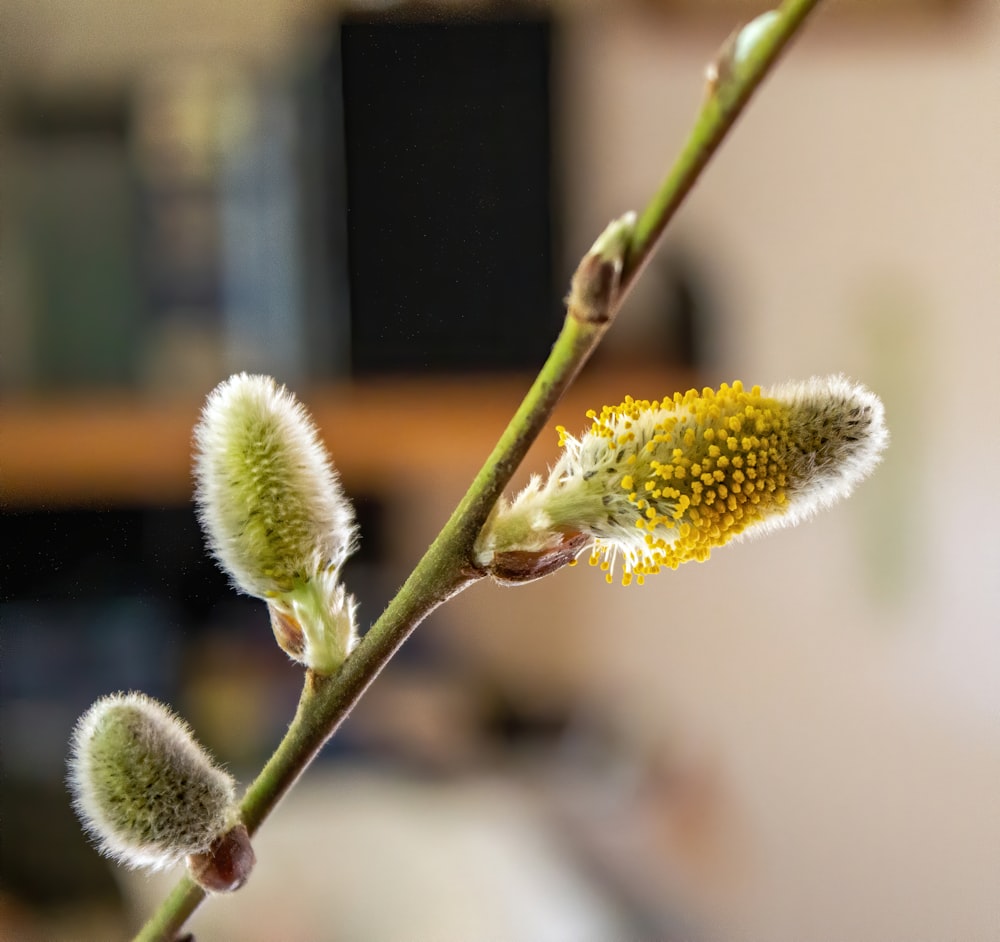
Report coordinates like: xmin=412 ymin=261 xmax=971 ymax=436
xmin=475 ymin=375 xmax=887 ymax=585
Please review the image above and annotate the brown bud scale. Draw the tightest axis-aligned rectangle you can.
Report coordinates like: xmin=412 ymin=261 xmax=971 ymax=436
xmin=187 ymin=823 xmax=256 ymax=894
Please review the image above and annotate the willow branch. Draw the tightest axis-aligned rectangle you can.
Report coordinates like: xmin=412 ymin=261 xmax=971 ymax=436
xmin=133 ymin=3 xmax=822 ymax=938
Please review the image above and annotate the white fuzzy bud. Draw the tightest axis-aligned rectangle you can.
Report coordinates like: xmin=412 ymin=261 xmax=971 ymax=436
xmin=67 ymin=692 xmax=244 ymax=881
xmin=193 ymin=373 xmax=358 ymax=672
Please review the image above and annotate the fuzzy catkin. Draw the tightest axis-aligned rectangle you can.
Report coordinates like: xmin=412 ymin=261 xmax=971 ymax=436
xmin=68 ymin=692 xmax=237 ymax=871
xmin=477 ymin=376 xmax=888 ymax=584
xmin=193 ymin=373 xmax=356 ymax=600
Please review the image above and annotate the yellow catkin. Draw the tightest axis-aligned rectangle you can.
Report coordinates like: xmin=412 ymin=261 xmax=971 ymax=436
xmin=476 ymin=374 xmax=886 ymax=589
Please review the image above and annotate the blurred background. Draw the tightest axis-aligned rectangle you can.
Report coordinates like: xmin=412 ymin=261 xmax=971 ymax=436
xmin=2 ymin=0 xmax=998 ymax=940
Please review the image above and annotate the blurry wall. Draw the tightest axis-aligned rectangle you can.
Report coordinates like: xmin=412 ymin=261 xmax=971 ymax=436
xmin=433 ymin=3 xmax=1000 ymax=940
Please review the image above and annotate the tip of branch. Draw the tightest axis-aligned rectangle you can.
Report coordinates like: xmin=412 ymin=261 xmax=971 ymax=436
xmin=705 ymin=9 xmax=781 ymax=99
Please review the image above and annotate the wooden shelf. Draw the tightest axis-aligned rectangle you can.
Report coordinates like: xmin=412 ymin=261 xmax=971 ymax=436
xmin=0 ymin=368 xmax=696 ymax=506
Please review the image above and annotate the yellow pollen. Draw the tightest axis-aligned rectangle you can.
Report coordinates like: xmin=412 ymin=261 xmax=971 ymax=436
xmin=582 ymin=381 xmax=793 ymax=583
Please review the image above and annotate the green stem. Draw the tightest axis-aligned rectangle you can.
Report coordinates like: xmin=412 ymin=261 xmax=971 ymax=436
xmin=132 ymin=878 xmax=203 ymax=942
xmin=132 ymin=4 xmax=822 ymax=938
xmin=622 ymin=0 xmax=823 ymax=299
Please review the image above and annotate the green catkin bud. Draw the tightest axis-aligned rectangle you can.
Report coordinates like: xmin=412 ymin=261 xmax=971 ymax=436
xmin=194 ymin=373 xmax=359 ymax=673
xmin=476 ymin=376 xmax=888 ymax=585
xmin=67 ymin=692 xmax=252 ymax=890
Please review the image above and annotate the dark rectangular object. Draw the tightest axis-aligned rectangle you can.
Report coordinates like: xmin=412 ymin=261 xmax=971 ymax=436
xmin=338 ymin=16 xmax=558 ymax=374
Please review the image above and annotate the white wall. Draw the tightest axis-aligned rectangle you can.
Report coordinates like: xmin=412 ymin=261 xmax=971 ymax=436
xmin=495 ymin=3 xmax=1000 ymax=938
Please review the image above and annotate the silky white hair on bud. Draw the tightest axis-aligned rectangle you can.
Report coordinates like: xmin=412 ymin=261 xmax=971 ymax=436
xmin=67 ymin=692 xmax=239 ymax=871
xmin=193 ymin=373 xmax=357 ymax=600
xmin=762 ymin=374 xmax=888 ymax=531
xmin=193 ymin=373 xmax=360 ymax=672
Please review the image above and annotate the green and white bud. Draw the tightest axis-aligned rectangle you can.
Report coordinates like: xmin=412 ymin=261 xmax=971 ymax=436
xmin=67 ymin=692 xmax=251 ymax=890
xmin=194 ymin=373 xmax=359 ymax=673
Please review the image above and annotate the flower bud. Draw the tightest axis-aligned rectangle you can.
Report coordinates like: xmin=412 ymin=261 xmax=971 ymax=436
xmin=67 ymin=692 xmax=247 ymax=887
xmin=194 ymin=373 xmax=358 ymax=672
xmin=476 ymin=376 xmax=888 ymax=585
